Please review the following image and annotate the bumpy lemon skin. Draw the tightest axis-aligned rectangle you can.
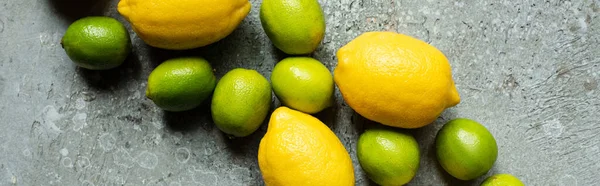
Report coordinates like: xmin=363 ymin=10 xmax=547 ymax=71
xmin=258 ymin=107 xmax=355 ymax=186
xmin=334 ymin=31 xmax=460 ymax=129
xmin=118 ymin=0 xmax=251 ymax=50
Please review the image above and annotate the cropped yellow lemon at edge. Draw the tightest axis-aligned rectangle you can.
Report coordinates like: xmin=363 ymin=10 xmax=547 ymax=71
xmin=117 ymin=0 xmax=251 ymax=50
xmin=258 ymin=107 xmax=354 ymax=186
xmin=334 ymin=31 xmax=460 ymax=129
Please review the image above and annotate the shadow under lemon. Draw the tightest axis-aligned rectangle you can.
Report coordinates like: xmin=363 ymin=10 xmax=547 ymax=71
xmin=143 ymin=16 xmax=263 ymax=76
xmin=49 ymin=0 xmax=111 ymax=22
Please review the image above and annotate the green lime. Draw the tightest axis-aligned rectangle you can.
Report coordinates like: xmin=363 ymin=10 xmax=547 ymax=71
xmin=260 ymin=0 xmax=325 ymax=54
xmin=61 ymin=16 xmax=131 ymax=70
xmin=211 ymin=68 xmax=272 ymax=137
xmin=271 ymin=57 xmax=333 ymax=114
xmin=481 ymin=174 xmax=525 ymax=186
xmin=436 ymin=118 xmax=498 ymax=180
xmin=146 ymin=57 xmax=217 ymax=112
xmin=357 ymin=127 xmax=420 ymax=185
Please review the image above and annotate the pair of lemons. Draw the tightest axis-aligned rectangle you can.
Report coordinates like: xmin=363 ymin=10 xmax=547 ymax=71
xmin=258 ymin=31 xmax=520 ymax=185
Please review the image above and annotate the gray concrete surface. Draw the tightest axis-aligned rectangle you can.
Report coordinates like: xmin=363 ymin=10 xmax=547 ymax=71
xmin=1 ymin=0 xmax=599 ymax=185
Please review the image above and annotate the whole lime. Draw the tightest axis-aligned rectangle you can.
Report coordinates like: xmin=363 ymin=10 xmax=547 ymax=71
xmin=260 ymin=0 xmax=325 ymax=54
xmin=481 ymin=174 xmax=524 ymax=186
xmin=271 ymin=57 xmax=333 ymax=114
xmin=436 ymin=118 xmax=498 ymax=180
xmin=61 ymin=16 xmax=131 ymax=70
xmin=146 ymin=57 xmax=217 ymax=112
xmin=211 ymin=68 xmax=272 ymax=137
xmin=357 ymin=127 xmax=420 ymax=185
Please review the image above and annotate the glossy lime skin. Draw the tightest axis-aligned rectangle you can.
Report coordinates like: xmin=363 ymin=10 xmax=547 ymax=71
xmin=271 ymin=57 xmax=333 ymax=114
xmin=260 ymin=0 xmax=325 ymax=54
xmin=211 ymin=68 xmax=272 ymax=137
xmin=357 ymin=127 xmax=420 ymax=185
xmin=436 ymin=118 xmax=498 ymax=180
xmin=61 ymin=16 xmax=131 ymax=70
xmin=146 ymin=57 xmax=217 ymax=112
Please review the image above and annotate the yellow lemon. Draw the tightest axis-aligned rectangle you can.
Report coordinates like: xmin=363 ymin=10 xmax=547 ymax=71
xmin=334 ymin=31 xmax=460 ymax=128
xmin=117 ymin=0 xmax=251 ymax=50
xmin=481 ymin=174 xmax=525 ymax=186
xmin=258 ymin=107 xmax=354 ymax=186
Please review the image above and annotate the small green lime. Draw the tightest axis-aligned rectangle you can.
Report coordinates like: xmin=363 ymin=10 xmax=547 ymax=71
xmin=146 ymin=57 xmax=217 ymax=112
xmin=260 ymin=0 xmax=325 ymax=54
xmin=357 ymin=127 xmax=420 ymax=185
xmin=436 ymin=118 xmax=498 ymax=180
xmin=481 ymin=174 xmax=525 ymax=186
xmin=61 ymin=16 xmax=131 ymax=70
xmin=211 ymin=68 xmax=272 ymax=137
xmin=271 ymin=57 xmax=333 ymax=114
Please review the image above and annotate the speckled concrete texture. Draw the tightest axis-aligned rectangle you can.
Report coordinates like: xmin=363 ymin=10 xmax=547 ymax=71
xmin=1 ymin=0 xmax=599 ymax=185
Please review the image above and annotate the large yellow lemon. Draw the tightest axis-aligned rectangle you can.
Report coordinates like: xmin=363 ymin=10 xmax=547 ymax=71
xmin=258 ymin=107 xmax=354 ymax=186
xmin=118 ymin=0 xmax=251 ymax=50
xmin=334 ymin=31 xmax=460 ymax=128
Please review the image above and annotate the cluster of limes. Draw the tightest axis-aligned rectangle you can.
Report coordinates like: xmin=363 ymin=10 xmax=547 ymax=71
xmin=60 ymin=0 xmax=524 ymax=185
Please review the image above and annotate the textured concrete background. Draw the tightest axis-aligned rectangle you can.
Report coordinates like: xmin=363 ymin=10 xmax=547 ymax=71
xmin=1 ymin=0 xmax=599 ymax=185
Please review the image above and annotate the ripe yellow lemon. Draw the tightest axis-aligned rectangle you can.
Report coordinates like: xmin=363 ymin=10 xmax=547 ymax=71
xmin=334 ymin=31 xmax=460 ymax=128
xmin=258 ymin=107 xmax=354 ymax=186
xmin=118 ymin=0 xmax=251 ymax=50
